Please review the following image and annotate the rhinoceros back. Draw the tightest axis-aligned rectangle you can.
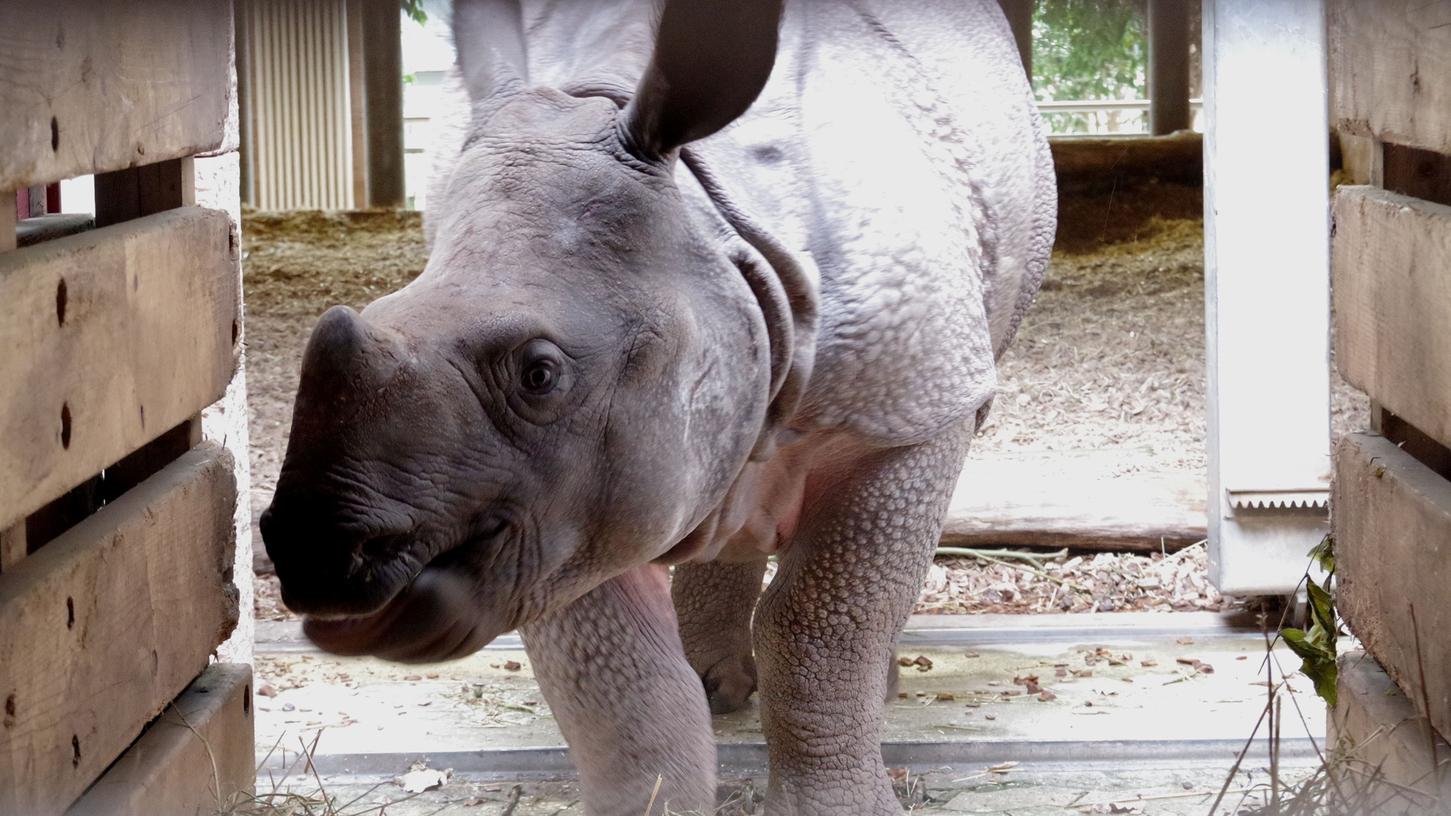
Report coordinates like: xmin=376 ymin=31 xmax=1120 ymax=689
xmin=432 ymin=0 xmax=1055 ymax=447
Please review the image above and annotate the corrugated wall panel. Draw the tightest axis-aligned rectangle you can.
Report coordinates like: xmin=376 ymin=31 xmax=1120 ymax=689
xmin=239 ymin=0 xmax=354 ymax=210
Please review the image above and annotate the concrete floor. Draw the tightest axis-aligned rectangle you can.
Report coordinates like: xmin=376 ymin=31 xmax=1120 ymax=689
xmin=250 ymin=613 xmax=1326 ymax=814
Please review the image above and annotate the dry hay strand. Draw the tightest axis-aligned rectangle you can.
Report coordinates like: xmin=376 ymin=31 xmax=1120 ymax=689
xmin=218 ymin=732 xmax=436 ymax=816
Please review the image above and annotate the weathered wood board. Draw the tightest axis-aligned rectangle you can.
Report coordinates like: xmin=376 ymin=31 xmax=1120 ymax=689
xmin=1335 ymin=434 xmax=1451 ymax=744
xmin=1329 ymin=0 xmax=1451 ymax=157
xmin=1332 ymin=187 xmax=1451 ymax=450
xmin=942 ymin=451 xmax=1206 ymax=552
xmin=67 ymin=664 xmax=254 ymax=816
xmin=0 ymin=207 xmax=239 ymax=531
xmin=1050 ymin=133 xmax=1203 ymax=194
xmin=1331 ymin=651 xmax=1451 ymax=815
xmin=0 ymin=445 xmax=239 ymax=816
xmin=0 ymin=1 xmax=232 ymax=190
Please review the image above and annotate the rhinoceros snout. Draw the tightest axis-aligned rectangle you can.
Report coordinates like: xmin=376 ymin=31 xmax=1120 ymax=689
xmin=259 ymin=495 xmax=421 ymax=617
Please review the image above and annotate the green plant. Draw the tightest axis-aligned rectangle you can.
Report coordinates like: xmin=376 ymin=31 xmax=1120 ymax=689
xmin=1281 ymin=536 xmax=1341 ymax=706
xmin=400 ymin=0 xmax=427 ymax=25
xmin=1032 ymin=0 xmax=1146 ymax=102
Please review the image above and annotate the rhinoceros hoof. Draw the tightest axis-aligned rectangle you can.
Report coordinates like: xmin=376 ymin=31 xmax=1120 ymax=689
xmin=701 ymin=652 xmax=758 ymax=715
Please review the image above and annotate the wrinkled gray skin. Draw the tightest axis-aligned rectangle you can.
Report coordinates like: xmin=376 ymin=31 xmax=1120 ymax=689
xmin=261 ymin=1 xmax=1054 ymax=813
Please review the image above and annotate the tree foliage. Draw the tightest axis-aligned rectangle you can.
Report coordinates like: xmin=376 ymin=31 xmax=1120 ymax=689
xmin=1032 ymin=0 xmax=1146 ymax=102
xmin=401 ymin=0 xmax=427 ymax=25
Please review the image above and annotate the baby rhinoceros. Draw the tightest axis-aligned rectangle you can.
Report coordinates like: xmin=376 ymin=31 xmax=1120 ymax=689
xmin=261 ymin=0 xmax=1054 ymax=813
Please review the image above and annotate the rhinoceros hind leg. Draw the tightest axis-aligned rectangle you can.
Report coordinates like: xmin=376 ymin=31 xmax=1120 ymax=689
xmin=673 ymin=557 xmax=769 ymax=715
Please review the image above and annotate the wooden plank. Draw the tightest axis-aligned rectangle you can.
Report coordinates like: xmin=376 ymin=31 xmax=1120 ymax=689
xmin=1329 ymin=0 xmax=1451 ymax=157
xmin=1331 ymin=651 xmax=1451 ymax=815
xmin=1333 ymin=186 xmax=1451 ymax=449
xmin=94 ymin=158 xmax=196 ymax=229
xmin=1051 ymin=133 xmax=1203 ymax=194
xmin=16 ymin=214 xmax=94 ymax=248
xmin=941 ymin=451 xmax=1206 ymax=552
xmin=0 ymin=1 xmax=231 ymax=190
xmin=0 ymin=207 xmax=239 ymax=531
xmin=1 ymin=189 xmax=14 ymax=251
xmin=1147 ymin=0 xmax=1192 ymax=135
xmin=67 ymin=664 xmax=254 ymax=816
xmin=0 ymin=525 xmax=25 ymax=572
xmin=1335 ymin=434 xmax=1451 ymax=744
xmin=0 ymin=445 xmax=238 ymax=816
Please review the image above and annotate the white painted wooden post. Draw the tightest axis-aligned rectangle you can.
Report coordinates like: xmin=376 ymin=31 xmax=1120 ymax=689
xmin=1203 ymin=0 xmax=1331 ymax=595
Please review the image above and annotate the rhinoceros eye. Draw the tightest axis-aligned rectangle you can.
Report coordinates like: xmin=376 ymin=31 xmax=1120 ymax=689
xmin=519 ymin=340 xmax=564 ymax=395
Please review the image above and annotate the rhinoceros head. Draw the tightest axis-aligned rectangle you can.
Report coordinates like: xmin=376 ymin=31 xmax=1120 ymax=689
xmin=261 ymin=0 xmax=808 ymax=661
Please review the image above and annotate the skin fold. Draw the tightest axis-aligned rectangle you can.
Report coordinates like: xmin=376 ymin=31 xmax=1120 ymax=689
xmin=261 ymin=1 xmax=1055 ymax=813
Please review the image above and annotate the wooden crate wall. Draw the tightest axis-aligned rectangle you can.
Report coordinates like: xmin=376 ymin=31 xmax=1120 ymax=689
xmin=0 ymin=2 xmax=255 ymax=814
xmin=1328 ymin=0 xmax=1451 ymax=810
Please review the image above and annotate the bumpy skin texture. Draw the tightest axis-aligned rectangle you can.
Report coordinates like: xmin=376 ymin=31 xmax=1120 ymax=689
xmin=672 ymin=558 xmax=768 ymax=715
xmin=755 ymin=425 xmax=974 ymax=814
xmin=523 ymin=566 xmax=716 ymax=815
xmin=264 ymin=1 xmax=1054 ymax=814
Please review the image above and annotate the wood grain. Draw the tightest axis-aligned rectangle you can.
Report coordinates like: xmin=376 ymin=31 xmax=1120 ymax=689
xmin=0 ymin=207 xmax=239 ymax=531
xmin=942 ymin=451 xmax=1206 ymax=552
xmin=1335 ymin=434 xmax=1451 ymax=744
xmin=1331 ymin=651 xmax=1451 ymax=814
xmin=0 ymin=1 xmax=231 ymax=190
xmin=1333 ymin=186 xmax=1451 ymax=450
xmin=0 ymin=445 xmax=238 ymax=816
xmin=67 ymin=664 xmax=254 ymax=816
xmin=1330 ymin=0 xmax=1451 ymax=156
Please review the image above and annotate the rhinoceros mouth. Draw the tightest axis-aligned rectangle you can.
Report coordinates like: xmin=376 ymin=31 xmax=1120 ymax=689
xmin=279 ymin=512 xmax=509 ymax=621
xmin=298 ymin=537 xmax=509 ymax=662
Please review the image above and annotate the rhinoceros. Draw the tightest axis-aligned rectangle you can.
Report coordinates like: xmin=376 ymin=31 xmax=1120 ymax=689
xmin=261 ymin=0 xmax=1054 ymax=812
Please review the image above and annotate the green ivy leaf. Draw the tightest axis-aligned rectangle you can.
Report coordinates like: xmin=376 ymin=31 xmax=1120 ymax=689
xmin=1308 ymin=535 xmax=1335 ymax=575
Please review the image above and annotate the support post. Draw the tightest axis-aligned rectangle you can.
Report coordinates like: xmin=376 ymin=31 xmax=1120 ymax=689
xmin=998 ymin=0 xmax=1034 ymax=82
xmin=359 ymin=0 xmax=404 ymax=208
xmin=1202 ymin=0 xmax=1331 ymax=595
xmin=1149 ymin=0 xmax=1192 ymax=134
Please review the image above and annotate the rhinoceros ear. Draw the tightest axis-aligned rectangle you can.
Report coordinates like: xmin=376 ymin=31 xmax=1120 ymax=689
xmin=453 ymin=0 xmax=528 ymax=102
xmin=622 ymin=0 xmax=784 ymax=158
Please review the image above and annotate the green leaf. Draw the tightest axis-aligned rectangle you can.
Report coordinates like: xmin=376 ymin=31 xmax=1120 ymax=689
xmin=1308 ymin=535 xmax=1336 ymax=575
xmin=1306 ymin=660 xmax=1338 ymax=707
xmin=1307 ymin=581 xmax=1335 ymax=638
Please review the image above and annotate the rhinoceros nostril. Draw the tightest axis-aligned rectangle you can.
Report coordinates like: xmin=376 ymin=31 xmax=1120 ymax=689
xmin=357 ymin=533 xmax=414 ymax=561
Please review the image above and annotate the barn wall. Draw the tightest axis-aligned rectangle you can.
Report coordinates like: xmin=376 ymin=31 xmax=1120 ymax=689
xmin=238 ymin=0 xmax=356 ymax=209
xmin=1328 ymin=0 xmax=1451 ymax=808
xmin=0 ymin=2 xmax=254 ymax=812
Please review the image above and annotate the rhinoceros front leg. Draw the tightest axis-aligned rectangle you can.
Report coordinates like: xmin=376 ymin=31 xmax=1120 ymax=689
xmin=753 ymin=424 xmax=972 ymax=815
xmin=521 ymin=566 xmax=715 ymax=816
xmin=673 ymin=558 xmax=768 ymax=714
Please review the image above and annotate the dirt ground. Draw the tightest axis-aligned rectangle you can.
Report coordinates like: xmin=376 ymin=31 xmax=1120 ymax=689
xmin=241 ymin=181 xmax=1367 ymax=622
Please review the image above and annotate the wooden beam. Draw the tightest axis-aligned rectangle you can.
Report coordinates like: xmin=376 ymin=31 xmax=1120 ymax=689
xmin=1051 ymin=132 xmax=1203 ymax=193
xmin=0 ymin=445 xmax=238 ymax=816
xmin=0 ymin=525 xmax=25 ymax=573
xmin=0 ymin=1 xmax=230 ymax=190
xmin=1329 ymin=0 xmax=1451 ymax=157
xmin=0 ymin=208 xmax=239 ymax=531
xmin=997 ymin=0 xmax=1034 ymax=81
xmin=941 ymin=451 xmax=1206 ymax=552
xmin=1333 ymin=186 xmax=1451 ymax=450
xmin=1148 ymin=0 xmax=1192 ymax=134
xmin=93 ymin=158 xmax=196 ymax=229
xmin=1335 ymin=434 xmax=1451 ymax=743
xmin=1 ymin=189 xmax=15 ymax=252
xmin=1331 ymin=651 xmax=1451 ymax=814
xmin=360 ymin=0 xmax=405 ymax=207
xmin=67 ymin=664 xmax=254 ymax=816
